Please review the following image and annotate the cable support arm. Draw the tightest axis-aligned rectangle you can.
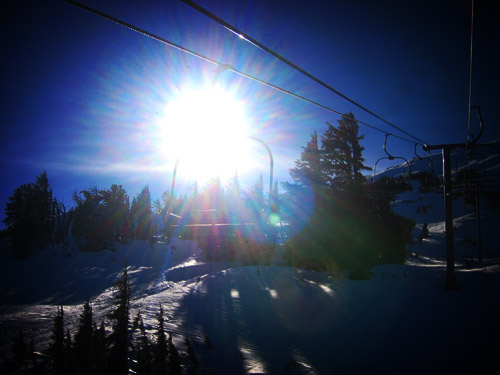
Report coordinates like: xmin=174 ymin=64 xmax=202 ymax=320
xmin=414 ymin=143 xmax=426 ymax=159
xmin=383 ymin=134 xmax=395 ymax=160
xmin=467 ymin=106 xmax=484 ymax=146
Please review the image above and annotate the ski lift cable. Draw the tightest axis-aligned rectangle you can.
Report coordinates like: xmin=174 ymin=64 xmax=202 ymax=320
xmin=181 ymin=0 xmax=430 ymax=145
xmin=64 ymin=0 xmax=417 ymax=144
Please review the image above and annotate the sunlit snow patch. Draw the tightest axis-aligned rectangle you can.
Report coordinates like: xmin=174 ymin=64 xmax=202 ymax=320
xmin=239 ymin=340 xmax=267 ymax=374
xmin=302 ymin=277 xmax=336 ymax=297
xmin=166 ymin=257 xmax=200 ymax=272
xmin=265 ymin=287 xmax=279 ymax=299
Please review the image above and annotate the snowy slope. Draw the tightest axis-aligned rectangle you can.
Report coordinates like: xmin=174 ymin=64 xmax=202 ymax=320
xmin=1 ymin=141 xmax=500 ymax=374
xmin=2 ymin=235 xmax=500 ymax=374
xmin=381 ymin=139 xmax=500 ymax=261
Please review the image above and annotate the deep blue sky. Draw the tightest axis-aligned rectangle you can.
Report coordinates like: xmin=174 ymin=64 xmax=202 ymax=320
xmin=1 ymin=0 xmax=498 ymax=226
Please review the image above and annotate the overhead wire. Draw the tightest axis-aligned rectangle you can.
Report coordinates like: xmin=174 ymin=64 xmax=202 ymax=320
xmin=181 ymin=0 xmax=429 ymax=145
xmin=64 ymin=0 xmax=417 ymax=144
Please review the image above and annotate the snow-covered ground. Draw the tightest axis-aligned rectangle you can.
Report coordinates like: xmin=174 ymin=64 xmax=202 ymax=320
xmin=1 ymin=144 xmax=500 ymax=374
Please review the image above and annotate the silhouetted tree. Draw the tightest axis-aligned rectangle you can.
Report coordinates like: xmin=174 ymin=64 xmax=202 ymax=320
xmin=199 ymin=177 xmax=224 ymax=210
xmin=62 ymin=328 xmax=75 ymax=373
xmin=289 ymin=131 xmax=325 ymax=189
xmin=284 ymin=132 xmax=326 ymax=228
xmin=3 ymin=171 xmax=62 ymax=257
xmin=94 ymin=320 xmax=107 ymax=374
xmin=184 ymin=336 xmax=198 ymax=374
xmin=132 ymin=186 xmax=152 ymax=240
xmin=134 ymin=312 xmax=152 ymax=375
xmin=153 ymin=305 xmax=168 ymax=374
xmin=226 ymin=173 xmax=243 ymax=210
xmin=12 ymin=329 xmax=27 ymax=367
xmin=204 ymin=333 xmax=212 ymax=350
xmin=101 ymin=184 xmax=130 ymax=241
xmin=74 ymin=298 xmax=95 ymax=372
xmin=72 ymin=186 xmax=108 ymax=251
xmin=72 ymin=184 xmax=130 ymax=251
xmin=321 ymin=113 xmax=371 ymax=190
xmin=283 ymin=114 xmax=413 ymax=273
xmin=107 ymin=265 xmax=130 ymax=374
xmin=168 ymin=332 xmax=181 ymax=375
xmin=245 ymin=174 xmax=267 ymax=226
xmin=50 ymin=306 xmax=65 ymax=375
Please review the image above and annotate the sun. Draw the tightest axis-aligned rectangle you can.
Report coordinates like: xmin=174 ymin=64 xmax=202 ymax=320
xmin=161 ymin=86 xmax=251 ymax=184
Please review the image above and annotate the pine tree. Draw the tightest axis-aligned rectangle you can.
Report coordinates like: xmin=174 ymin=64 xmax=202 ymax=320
xmin=200 ymin=176 xmax=223 ymax=210
xmin=321 ymin=113 xmax=371 ymax=190
xmin=3 ymin=171 xmax=60 ymax=257
xmin=107 ymin=265 xmax=131 ymax=374
xmin=184 ymin=336 xmax=198 ymax=374
xmin=135 ymin=312 xmax=152 ymax=375
xmin=289 ymin=131 xmax=325 ymax=188
xmin=101 ymin=184 xmax=130 ymax=242
xmin=284 ymin=113 xmax=414 ymax=272
xmin=94 ymin=320 xmax=107 ymax=374
xmin=12 ymin=329 xmax=27 ymax=367
xmin=246 ymin=174 xmax=266 ymax=224
xmin=28 ymin=338 xmax=35 ymax=359
xmin=226 ymin=173 xmax=242 ymax=210
xmin=50 ymin=306 xmax=65 ymax=375
xmin=74 ymin=298 xmax=95 ymax=372
xmin=28 ymin=337 xmax=42 ymax=374
xmin=72 ymin=186 xmax=107 ymax=251
xmin=153 ymin=304 xmax=168 ymax=374
xmin=64 ymin=328 xmax=74 ymax=373
xmin=33 ymin=171 xmax=54 ymax=247
xmin=204 ymin=333 xmax=212 ymax=350
xmin=132 ymin=186 xmax=152 ymax=240
xmin=168 ymin=332 xmax=182 ymax=375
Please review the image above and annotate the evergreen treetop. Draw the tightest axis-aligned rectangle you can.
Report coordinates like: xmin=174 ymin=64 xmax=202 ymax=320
xmin=321 ymin=113 xmax=371 ymax=190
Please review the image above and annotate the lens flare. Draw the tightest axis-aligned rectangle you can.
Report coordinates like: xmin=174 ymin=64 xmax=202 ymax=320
xmin=161 ymin=86 xmax=251 ymax=183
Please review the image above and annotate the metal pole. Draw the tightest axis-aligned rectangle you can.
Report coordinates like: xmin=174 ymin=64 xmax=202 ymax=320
xmin=443 ymin=147 xmax=458 ymax=290
xmin=170 ymin=158 xmax=180 ymax=198
xmin=475 ymin=188 xmax=482 ymax=261
xmin=247 ymin=136 xmax=274 ymax=199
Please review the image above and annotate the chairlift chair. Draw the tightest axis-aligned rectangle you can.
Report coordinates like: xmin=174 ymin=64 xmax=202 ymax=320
xmin=372 ymin=134 xmax=411 ymax=185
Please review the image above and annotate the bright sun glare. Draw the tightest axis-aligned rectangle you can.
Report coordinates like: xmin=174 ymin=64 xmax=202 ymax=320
xmin=162 ymin=86 xmax=251 ymax=183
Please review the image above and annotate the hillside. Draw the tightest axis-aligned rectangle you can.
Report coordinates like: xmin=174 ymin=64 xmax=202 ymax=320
xmin=1 ymin=142 xmax=500 ymax=374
